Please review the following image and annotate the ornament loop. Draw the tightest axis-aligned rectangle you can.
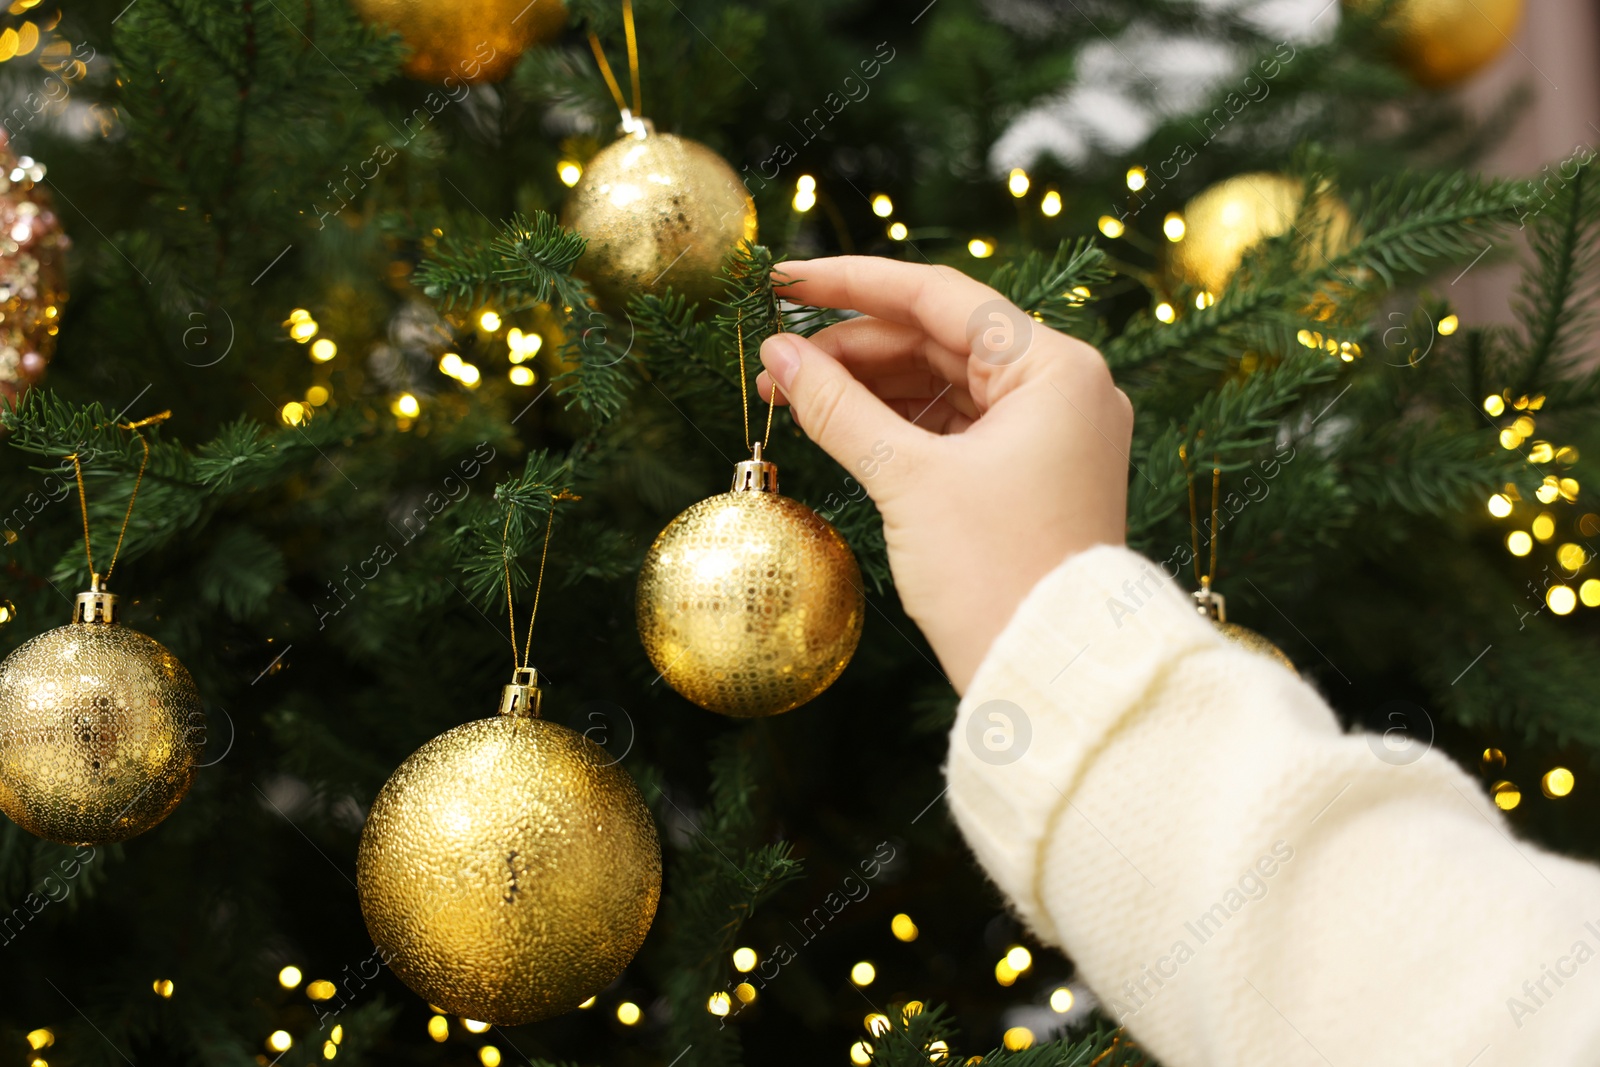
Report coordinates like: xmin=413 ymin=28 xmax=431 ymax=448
xmin=72 ymin=577 xmax=119 ymax=625
xmin=1192 ymin=577 xmax=1226 ymax=623
xmin=498 ymin=666 xmax=543 ymax=719
xmin=731 ymin=443 xmax=779 ymax=494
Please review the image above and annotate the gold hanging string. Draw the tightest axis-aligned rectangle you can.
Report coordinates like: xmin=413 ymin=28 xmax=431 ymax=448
xmin=68 ymin=411 xmax=170 ymax=586
xmin=587 ymin=32 xmax=629 ymax=116
xmin=1179 ymin=441 xmax=1222 ymax=588
xmin=735 ymin=315 xmax=780 ymax=455
xmin=501 ymin=491 xmax=581 ymax=672
xmin=587 ymin=0 xmax=642 ymax=120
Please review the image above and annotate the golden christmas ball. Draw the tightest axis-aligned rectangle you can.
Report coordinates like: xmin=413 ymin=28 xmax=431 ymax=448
xmin=1217 ymin=622 xmax=1295 ymax=671
xmin=0 ymin=586 xmax=201 ymax=845
xmin=637 ymin=453 xmax=864 ymax=717
xmin=350 ymin=0 xmax=566 ymax=83
xmin=564 ymin=122 xmax=757 ymax=311
xmin=1345 ymin=0 xmax=1521 ymax=87
xmin=1168 ymin=172 xmax=1354 ymax=295
xmin=357 ymin=671 xmax=661 ymax=1025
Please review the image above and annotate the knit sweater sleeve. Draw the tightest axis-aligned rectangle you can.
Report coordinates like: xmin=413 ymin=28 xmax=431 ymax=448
xmin=945 ymin=544 xmax=1600 ymax=1066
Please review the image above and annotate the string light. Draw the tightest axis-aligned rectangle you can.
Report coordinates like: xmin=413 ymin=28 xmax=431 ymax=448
xmin=732 ymin=947 xmax=758 ymax=972
xmin=1097 ymin=215 xmax=1124 ymax=238
xmin=865 ymin=1013 xmax=890 ymax=1036
xmin=392 ymin=394 xmax=420 ymax=419
xmin=967 ymin=238 xmax=995 ymax=259
xmin=850 ymin=1041 xmax=874 ymax=1065
xmin=888 ymin=221 xmax=908 ymax=241
xmin=1155 ymin=302 xmax=1175 ymax=323
xmin=428 ymin=1016 xmax=449 ymax=1042
xmin=871 ymin=194 xmax=893 ymax=217
xmin=507 ymin=327 xmax=543 ymax=362
xmin=1557 ymin=543 xmax=1586 ymax=571
xmin=331 ymin=1026 xmax=343 ymax=1045
xmin=578 ymin=997 xmax=596 ymax=1009
xmin=849 ymin=961 xmax=876 ymax=986
xmin=152 ymin=980 xmax=174 ymax=998
xmin=285 ymin=308 xmax=318 ymax=342
xmin=1483 ymin=748 xmax=1506 ymax=770
xmin=1050 ymin=987 xmax=1075 ymax=1013
xmin=994 ymin=958 xmax=1018 ymax=986
xmin=1125 ymin=166 xmax=1146 ymax=191
xmin=890 ymin=913 xmax=919 ymax=942
xmin=267 ymin=1032 xmax=293 ymax=1053
xmin=1487 ymin=493 xmax=1512 ymax=518
xmin=1492 ymin=780 xmax=1522 ymax=810
xmin=1162 ymin=213 xmax=1186 ymax=241
xmin=1041 ymin=189 xmax=1062 ymax=217
xmin=1506 ymin=531 xmax=1532 ymax=556
xmin=1194 ymin=291 xmax=1215 ymax=310
xmin=1003 ymin=1027 xmax=1035 ymax=1051
xmin=928 ymin=1040 xmax=950 ymax=1062
xmin=558 ymin=160 xmax=582 ymax=186
xmin=1548 ymin=585 xmax=1576 ymax=615
xmin=461 ymin=1019 xmax=490 ymax=1034
xmin=478 ymin=310 xmax=502 ymax=332
xmin=1533 ymin=513 xmax=1556 ymax=542
xmin=25 ymin=1030 xmax=53 ymax=1050
xmin=794 ymin=175 xmax=817 ymax=213
xmin=323 ymin=1042 xmax=337 ymax=1060
xmin=1542 ymin=767 xmax=1575 ymax=798
xmin=281 ymin=401 xmax=307 ymax=426
xmin=306 ymin=385 xmax=330 ymax=406
xmin=479 ymin=1048 xmax=501 ymax=1067
xmin=1582 ymin=579 xmax=1600 ymax=607
xmin=1438 ymin=314 xmax=1459 ymax=335
xmin=734 ymin=983 xmax=757 ymax=1003
xmin=616 ymin=1002 xmax=642 ymax=1026
xmin=901 ymin=1002 xmax=924 ymax=1021
xmin=277 ymin=966 xmax=303 ymax=989
xmin=1484 ymin=395 xmax=1506 ymax=416
xmin=706 ymin=992 xmax=731 ymax=1016
xmin=310 ymin=338 xmax=337 ymax=362
xmin=1006 ymin=946 xmax=1032 ymax=972
xmin=1008 ymin=168 xmax=1030 ymax=198
xmin=509 ymin=365 xmax=536 ymax=386
xmin=306 ymin=980 xmax=337 ymax=1001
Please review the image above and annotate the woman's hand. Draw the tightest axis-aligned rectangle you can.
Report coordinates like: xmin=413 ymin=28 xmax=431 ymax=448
xmin=758 ymin=255 xmax=1134 ymax=693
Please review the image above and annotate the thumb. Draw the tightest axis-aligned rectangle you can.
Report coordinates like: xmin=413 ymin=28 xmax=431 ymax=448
xmin=760 ymin=332 xmax=913 ymax=482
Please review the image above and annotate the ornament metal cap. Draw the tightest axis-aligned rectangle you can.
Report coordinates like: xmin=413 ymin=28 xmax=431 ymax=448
xmin=731 ymin=442 xmax=779 ymax=494
xmin=498 ymin=666 xmax=543 ymax=719
xmin=73 ymin=572 xmax=119 ymax=625
xmin=1193 ymin=577 xmax=1226 ymax=623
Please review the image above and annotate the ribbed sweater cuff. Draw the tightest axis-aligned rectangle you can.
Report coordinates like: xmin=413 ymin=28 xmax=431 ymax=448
xmin=944 ymin=544 xmax=1229 ymax=943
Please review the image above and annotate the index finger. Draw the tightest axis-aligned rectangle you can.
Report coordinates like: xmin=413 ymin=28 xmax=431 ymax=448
xmin=774 ymin=256 xmax=1013 ymax=359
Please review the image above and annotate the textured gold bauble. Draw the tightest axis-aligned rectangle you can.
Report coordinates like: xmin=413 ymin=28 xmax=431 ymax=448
xmin=564 ymin=124 xmax=758 ymax=311
xmin=350 ymin=0 xmax=566 ymax=83
xmin=637 ymin=456 xmax=864 ymax=717
xmin=1169 ymin=172 xmax=1354 ymax=295
xmin=1344 ymin=0 xmax=1521 ymax=87
xmin=1217 ymin=621 xmax=1295 ymax=670
xmin=357 ymin=672 xmax=661 ymax=1025
xmin=0 ymin=588 xmax=201 ymax=845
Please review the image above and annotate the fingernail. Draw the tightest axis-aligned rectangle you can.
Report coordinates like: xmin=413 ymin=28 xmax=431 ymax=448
xmin=761 ymin=334 xmax=801 ymax=390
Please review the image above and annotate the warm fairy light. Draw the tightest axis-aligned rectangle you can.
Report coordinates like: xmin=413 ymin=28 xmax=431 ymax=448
xmin=1492 ymin=780 xmax=1522 ymax=811
xmin=152 ymin=980 xmax=174 ymax=998
xmin=457 ymin=363 xmax=481 ymax=387
xmin=888 ymin=221 xmax=909 ymax=240
xmin=479 ymin=1048 xmax=501 ymax=1067
xmin=967 ymin=238 xmax=995 ymax=259
xmin=267 ymin=1032 xmax=292 ymax=1053
xmin=616 ymin=1002 xmax=642 ymax=1026
xmin=1041 ymin=189 xmax=1062 ymax=216
xmin=323 ymin=1042 xmax=337 ymax=1060
xmin=707 ymin=992 xmax=731 ymax=1016
xmin=331 ymin=1026 xmax=343 ymax=1045
xmin=928 ymin=1040 xmax=950 ymax=1062
xmin=290 ymin=319 xmax=318 ymax=342
xmin=994 ymin=958 xmax=1018 ymax=987
xmin=734 ymin=983 xmax=757 ymax=1003
xmin=1050 ymin=987 xmax=1075 ymax=1013
xmin=1006 ymin=946 xmax=1033 ymax=972
xmin=849 ymin=1042 xmax=874 ymax=1066
xmin=25 ymin=1030 xmax=52 ymax=1050
xmin=1561 ymin=477 xmax=1581 ymax=500
xmin=310 ymin=338 xmax=336 ymax=362
xmin=849 ymin=961 xmax=876 ymax=987
xmin=507 ymin=327 xmax=544 ymax=362
xmin=306 ymin=385 xmax=330 ymax=406
xmin=558 ymin=160 xmax=582 ymax=186
xmin=1487 ymin=493 xmax=1512 ymax=518
xmin=428 ymin=1016 xmax=449 ymax=1042
xmin=479 ymin=310 xmax=502 ymax=332
xmin=509 ymin=365 xmax=536 ymax=386
xmin=1097 ymin=215 xmax=1124 ymax=238
xmin=1557 ymin=446 xmax=1580 ymax=464
xmin=439 ymin=352 xmax=463 ymax=375
xmin=280 ymin=401 xmax=307 ymax=426
xmin=1484 ymin=395 xmax=1505 ymax=416
xmin=392 ymin=394 xmax=420 ymax=418
xmin=733 ymin=947 xmax=758 ymax=972
xmin=1500 ymin=428 xmax=1521 ymax=450
xmin=1163 ymin=213 xmax=1186 ymax=241
xmin=901 ymin=1002 xmax=924 ymax=1020
xmin=1533 ymin=513 xmax=1556 ymax=542
xmin=578 ymin=997 xmax=596 ymax=1009
xmin=1536 ymin=484 xmax=1560 ymax=505
xmin=1582 ymin=579 xmax=1600 ymax=607
xmin=461 ymin=1019 xmax=490 ymax=1034
xmin=1529 ymin=442 xmax=1556 ymax=464
xmin=871 ymin=194 xmax=893 ymax=217
xmin=278 ymin=966 xmax=303 ymax=989
xmin=1438 ymin=314 xmax=1459 ymax=336
xmin=1194 ymin=291 xmax=1215 ymax=310
xmin=794 ymin=175 xmax=817 ymax=213
xmin=306 ymin=980 xmax=336 ymax=1001
xmin=1483 ymin=747 xmax=1506 ymax=770
xmin=1008 ymin=168 xmax=1030 ymax=197
xmin=1125 ymin=166 xmax=1146 ymax=191
xmin=865 ymin=1013 xmax=890 ymax=1036
xmin=1557 ymin=543 xmax=1587 ymax=571
xmin=1543 ymin=767 xmax=1575 ymax=798
xmin=1155 ymin=301 xmax=1175 ymax=323
xmin=1548 ymin=585 xmax=1577 ymax=615
xmin=1506 ymin=531 xmax=1533 ymax=556
xmin=1338 ymin=341 xmax=1361 ymax=362
xmin=1003 ymin=1027 xmax=1035 ymax=1051
xmin=797 ymin=174 xmax=817 ymax=193
xmin=1514 ymin=415 xmax=1536 ymax=436
xmin=891 ymin=913 xmax=919 ymax=942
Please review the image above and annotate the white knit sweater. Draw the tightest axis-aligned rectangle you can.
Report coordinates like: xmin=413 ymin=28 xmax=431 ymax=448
xmin=946 ymin=545 xmax=1600 ymax=1065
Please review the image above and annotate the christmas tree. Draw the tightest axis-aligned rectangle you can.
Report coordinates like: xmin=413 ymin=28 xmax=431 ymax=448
xmin=0 ymin=0 xmax=1589 ymax=1064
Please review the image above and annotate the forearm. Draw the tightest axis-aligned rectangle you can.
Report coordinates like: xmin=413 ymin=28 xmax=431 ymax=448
xmin=946 ymin=546 xmax=1600 ymax=1065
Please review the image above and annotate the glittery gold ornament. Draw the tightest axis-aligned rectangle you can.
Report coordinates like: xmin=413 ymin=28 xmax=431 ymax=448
xmin=637 ymin=448 xmax=864 ymax=717
xmin=0 ymin=582 xmax=202 ymax=845
xmin=1194 ymin=583 xmax=1293 ymax=671
xmin=1344 ymin=0 xmax=1521 ymax=87
xmin=0 ymin=135 xmax=67 ymax=408
xmin=1168 ymin=172 xmax=1353 ymax=295
xmin=564 ymin=122 xmax=758 ymax=311
xmin=350 ymin=0 xmax=566 ymax=83
xmin=357 ymin=669 xmax=661 ymax=1025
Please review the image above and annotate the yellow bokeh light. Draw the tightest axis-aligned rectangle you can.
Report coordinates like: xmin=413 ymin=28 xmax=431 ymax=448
xmin=1007 ymin=168 xmax=1030 ymax=198
xmin=509 ymin=365 xmax=536 ymax=386
xmin=797 ymin=174 xmax=817 ymax=193
xmin=457 ymin=363 xmax=481 ymax=387
xmin=1487 ymin=493 xmax=1512 ymax=518
xmin=306 ymin=980 xmax=337 ymax=1001
xmin=1558 ymin=543 xmax=1587 ymax=571
xmin=793 ymin=188 xmax=817 ymax=212
xmin=1537 ymin=482 xmax=1561 ymax=504
xmin=1006 ymin=946 xmax=1032 ymax=972
xmin=865 ymin=1013 xmax=890 ymax=1036
xmin=278 ymin=966 xmax=303 ymax=989
xmin=733 ymin=947 xmax=758 ymax=972
xmin=1533 ymin=514 xmax=1556 ymax=542
xmin=439 ymin=352 xmax=463 ymax=375
xmin=901 ymin=1002 xmax=924 ymax=1020
xmin=871 ymin=193 xmax=893 ymax=217
xmin=1561 ymin=477 xmax=1581 ymax=500
xmin=25 ymin=1030 xmax=52 ymax=1050
xmin=1438 ymin=314 xmax=1459 ymax=336
xmin=1500 ymin=428 xmax=1522 ymax=450
xmin=310 ymin=338 xmax=336 ymax=362
xmin=392 ymin=394 xmax=420 ymax=419
xmin=1483 ymin=747 xmax=1506 ymax=770
xmin=890 ymin=913 xmax=918 ymax=942
xmin=1529 ymin=441 xmax=1555 ymax=464
xmin=967 ymin=238 xmax=995 ymax=258
xmin=850 ymin=961 xmax=876 ymax=987
xmin=734 ymin=982 xmax=757 ymax=1003
xmin=152 ymin=980 xmax=174 ymax=998
xmin=616 ymin=1002 xmax=642 ymax=1026
xmin=507 ymin=328 xmax=544 ymax=362
xmin=306 ymin=385 xmax=330 ymax=406
xmin=994 ymin=958 xmax=1018 ymax=986
xmin=1097 ymin=215 xmax=1124 ymax=239
xmin=1484 ymin=395 xmax=1505 ymax=416
xmin=1125 ymin=166 xmax=1146 ymax=191
xmin=1050 ymin=987 xmax=1075 ymax=1013
xmin=1582 ymin=578 xmax=1600 ymax=607
xmin=888 ymin=221 xmax=909 ymax=240
xmin=578 ymin=997 xmax=596 ymax=1009
xmin=479 ymin=310 xmax=502 ymax=332
xmin=1003 ymin=1027 xmax=1035 ymax=1051
xmin=558 ymin=161 xmax=582 ymax=186
xmin=1155 ymin=302 xmax=1175 ymax=323
xmin=462 ymin=1019 xmax=489 ymax=1034
xmin=1194 ymin=291 xmax=1215 ymax=310
xmin=1543 ymin=767 xmax=1575 ymax=798
xmin=428 ymin=1016 xmax=449 ymax=1042
xmin=849 ymin=1041 xmax=874 ymax=1066
xmin=928 ymin=1039 xmax=949 ymax=1061
xmin=331 ymin=1026 xmax=343 ymax=1045
xmin=707 ymin=992 xmax=731 ymax=1017
xmin=1514 ymin=415 xmax=1536 ymax=436
xmin=479 ymin=1047 xmax=501 ymax=1067
xmin=1548 ymin=585 xmax=1577 ymax=615
xmin=323 ymin=1042 xmax=337 ymax=1060
xmin=1492 ymin=780 xmax=1522 ymax=810
xmin=1162 ymin=213 xmax=1186 ymax=242
xmin=267 ymin=1031 xmax=292 ymax=1053
xmin=1507 ymin=530 xmax=1533 ymax=556
xmin=1041 ymin=190 xmax=1062 ymax=217
xmin=290 ymin=319 xmax=318 ymax=342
